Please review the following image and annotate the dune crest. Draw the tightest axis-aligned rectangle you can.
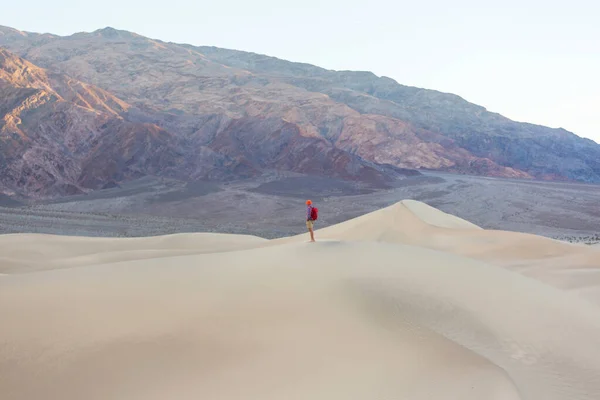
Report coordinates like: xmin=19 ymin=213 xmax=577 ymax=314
xmin=1 ymin=200 xmax=600 ymax=400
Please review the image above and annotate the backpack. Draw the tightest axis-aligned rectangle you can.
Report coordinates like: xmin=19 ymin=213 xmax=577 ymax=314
xmin=310 ymin=207 xmax=318 ymax=221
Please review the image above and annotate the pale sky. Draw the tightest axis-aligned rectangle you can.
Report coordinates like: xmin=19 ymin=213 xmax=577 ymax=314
xmin=1 ymin=0 xmax=598 ymax=141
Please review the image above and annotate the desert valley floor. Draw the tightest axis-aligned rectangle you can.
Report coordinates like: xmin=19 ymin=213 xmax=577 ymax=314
xmin=1 ymin=172 xmax=600 ymax=243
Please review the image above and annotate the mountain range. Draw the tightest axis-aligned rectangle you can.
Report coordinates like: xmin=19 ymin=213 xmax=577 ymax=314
xmin=1 ymin=25 xmax=599 ymax=198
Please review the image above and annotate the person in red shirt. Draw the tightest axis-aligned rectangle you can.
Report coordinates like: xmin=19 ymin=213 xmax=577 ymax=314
xmin=306 ymin=200 xmax=316 ymax=242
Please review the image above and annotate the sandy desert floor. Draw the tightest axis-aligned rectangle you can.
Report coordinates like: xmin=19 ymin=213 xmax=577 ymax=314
xmin=1 ymin=200 xmax=600 ymax=400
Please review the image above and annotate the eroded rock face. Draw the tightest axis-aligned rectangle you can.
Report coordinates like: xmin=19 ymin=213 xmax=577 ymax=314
xmin=1 ymin=25 xmax=599 ymax=198
xmin=0 ymin=48 xmax=398 ymax=197
xmin=0 ymin=56 xmax=175 ymax=196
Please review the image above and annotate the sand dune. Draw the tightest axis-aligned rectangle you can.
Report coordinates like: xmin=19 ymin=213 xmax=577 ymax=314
xmin=277 ymin=200 xmax=600 ymax=304
xmin=1 ymin=201 xmax=600 ymax=400
xmin=0 ymin=232 xmax=267 ymax=273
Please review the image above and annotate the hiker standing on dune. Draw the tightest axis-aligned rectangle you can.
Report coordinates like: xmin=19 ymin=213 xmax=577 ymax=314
xmin=306 ymin=200 xmax=318 ymax=242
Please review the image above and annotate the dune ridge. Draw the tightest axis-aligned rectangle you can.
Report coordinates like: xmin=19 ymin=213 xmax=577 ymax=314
xmin=1 ymin=200 xmax=600 ymax=400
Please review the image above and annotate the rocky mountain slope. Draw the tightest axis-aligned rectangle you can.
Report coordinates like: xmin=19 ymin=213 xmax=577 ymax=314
xmin=193 ymin=45 xmax=600 ymax=182
xmin=1 ymin=25 xmax=599 ymax=197
xmin=0 ymin=45 xmax=399 ymax=197
xmin=0 ymin=48 xmax=187 ymax=196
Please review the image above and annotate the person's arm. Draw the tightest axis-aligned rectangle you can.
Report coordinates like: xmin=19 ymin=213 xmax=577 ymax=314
xmin=307 ymin=206 xmax=311 ymax=220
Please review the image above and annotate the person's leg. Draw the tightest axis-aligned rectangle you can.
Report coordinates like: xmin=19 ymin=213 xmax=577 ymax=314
xmin=307 ymin=220 xmax=316 ymax=242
